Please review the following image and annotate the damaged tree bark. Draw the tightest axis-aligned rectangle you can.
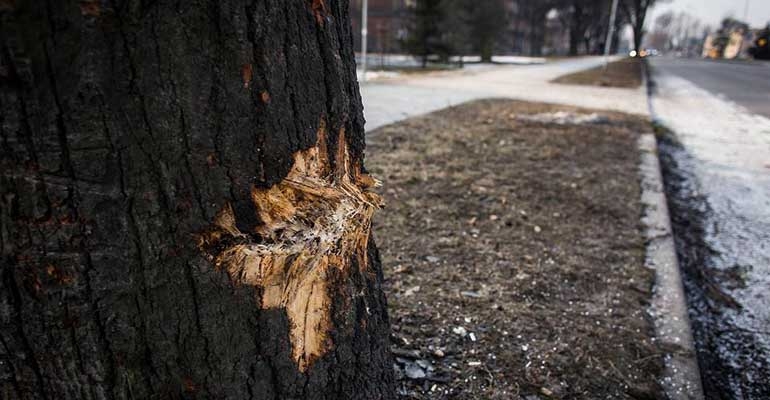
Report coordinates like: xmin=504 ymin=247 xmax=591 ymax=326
xmin=0 ymin=0 xmax=393 ymax=399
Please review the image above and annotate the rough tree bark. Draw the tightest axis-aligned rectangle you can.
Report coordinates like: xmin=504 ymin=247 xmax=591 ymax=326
xmin=0 ymin=0 xmax=394 ymax=399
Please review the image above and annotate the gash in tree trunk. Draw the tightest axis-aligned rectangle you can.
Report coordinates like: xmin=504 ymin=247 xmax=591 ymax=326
xmin=0 ymin=0 xmax=394 ymax=399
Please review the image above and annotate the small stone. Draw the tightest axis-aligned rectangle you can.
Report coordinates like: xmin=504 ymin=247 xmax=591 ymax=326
xmin=469 ymin=332 xmax=477 ymax=342
xmin=392 ymin=348 xmax=421 ymax=359
xmin=404 ymin=363 xmax=426 ymax=380
xmin=534 ymin=225 xmax=542 ymax=233
xmin=433 ymin=349 xmax=445 ymax=358
xmin=540 ymin=387 xmax=554 ymax=396
xmin=452 ymin=326 xmax=468 ymax=337
xmin=489 ymin=214 xmax=498 ymax=221
xmin=403 ymin=286 xmax=420 ymax=296
xmin=393 ymin=264 xmax=412 ymax=274
xmin=467 ymin=361 xmax=482 ymax=366
xmin=461 ymin=291 xmax=482 ymax=298
xmin=426 ymin=256 xmax=440 ymax=263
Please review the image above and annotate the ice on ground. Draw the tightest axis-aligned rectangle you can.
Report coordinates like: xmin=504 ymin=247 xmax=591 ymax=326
xmin=517 ymin=111 xmax=609 ymax=125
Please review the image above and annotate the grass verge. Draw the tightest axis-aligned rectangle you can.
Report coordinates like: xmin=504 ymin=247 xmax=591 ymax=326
xmin=368 ymin=99 xmax=663 ymax=399
xmin=552 ymin=58 xmax=643 ymax=88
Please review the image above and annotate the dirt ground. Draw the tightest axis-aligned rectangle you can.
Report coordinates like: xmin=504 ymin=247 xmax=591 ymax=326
xmin=552 ymin=58 xmax=642 ymax=88
xmin=366 ymin=99 xmax=664 ymax=399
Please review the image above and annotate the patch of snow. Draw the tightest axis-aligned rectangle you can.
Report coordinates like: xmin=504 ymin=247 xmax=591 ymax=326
xmin=650 ymin=71 xmax=770 ymax=348
xmin=517 ymin=111 xmax=609 ymax=125
xmin=357 ymin=70 xmax=401 ymax=81
xmin=491 ymin=55 xmax=546 ymax=65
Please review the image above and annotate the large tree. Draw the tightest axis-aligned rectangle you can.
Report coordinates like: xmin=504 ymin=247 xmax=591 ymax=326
xmin=463 ymin=0 xmax=508 ymax=62
xmin=403 ymin=0 xmax=452 ymax=67
xmin=0 ymin=1 xmax=394 ymax=399
xmin=521 ymin=0 xmax=555 ymax=57
xmin=555 ymin=0 xmax=614 ymax=56
xmin=621 ymin=0 xmax=665 ymax=52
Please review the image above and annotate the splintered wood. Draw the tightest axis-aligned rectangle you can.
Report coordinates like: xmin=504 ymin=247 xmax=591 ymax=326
xmin=197 ymin=121 xmax=381 ymax=372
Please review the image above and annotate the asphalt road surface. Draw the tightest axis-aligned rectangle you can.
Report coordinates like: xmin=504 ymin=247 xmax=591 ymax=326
xmin=650 ymin=57 xmax=770 ymax=118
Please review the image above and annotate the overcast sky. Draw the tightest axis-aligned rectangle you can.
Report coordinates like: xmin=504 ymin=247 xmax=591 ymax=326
xmin=647 ymin=0 xmax=770 ymax=30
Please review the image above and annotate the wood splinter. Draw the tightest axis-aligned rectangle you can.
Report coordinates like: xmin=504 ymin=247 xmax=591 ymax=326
xmin=197 ymin=121 xmax=381 ymax=372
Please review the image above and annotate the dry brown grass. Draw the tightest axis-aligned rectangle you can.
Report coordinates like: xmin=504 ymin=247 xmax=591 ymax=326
xmin=552 ymin=58 xmax=643 ymax=88
xmin=368 ymin=99 xmax=664 ymax=399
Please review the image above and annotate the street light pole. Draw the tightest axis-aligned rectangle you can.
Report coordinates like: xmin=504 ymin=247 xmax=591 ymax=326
xmin=743 ymin=0 xmax=750 ymax=22
xmin=603 ymin=0 xmax=619 ymax=70
xmin=361 ymin=0 xmax=368 ymax=82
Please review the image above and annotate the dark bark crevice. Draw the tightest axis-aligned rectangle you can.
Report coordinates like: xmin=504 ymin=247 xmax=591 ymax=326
xmin=0 ymin=333 xmax=25 ymax=399
xmin=2 ymin=262 xmax=49 ymax=400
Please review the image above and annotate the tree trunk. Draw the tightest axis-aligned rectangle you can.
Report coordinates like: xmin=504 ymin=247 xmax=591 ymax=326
xmin=0 ymin=1 xmax=394 ymax=399
xmin=480 ymin=40 xmax=493 ymax=63
xmin=634 ymin=26 xmax=644 ymax=52
xmin=528 ymin=12 xmax=545 ymax=57
xmin=568 ymin=29 xmax=580 ymax=56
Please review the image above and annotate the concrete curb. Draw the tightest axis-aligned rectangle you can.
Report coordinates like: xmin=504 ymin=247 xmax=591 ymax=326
xmin=640 ymin=62 xmax=705 ymax=400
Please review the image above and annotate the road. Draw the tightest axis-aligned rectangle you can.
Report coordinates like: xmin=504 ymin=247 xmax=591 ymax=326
xmin=649 ymin=58 xmax=770 ymax=399
xmin=650 ymin=57 xmax=770 ymax=117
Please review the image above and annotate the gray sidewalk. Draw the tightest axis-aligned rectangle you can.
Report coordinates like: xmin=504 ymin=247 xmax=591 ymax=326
xmin=360 ymin=56 xmax=648 ymax=131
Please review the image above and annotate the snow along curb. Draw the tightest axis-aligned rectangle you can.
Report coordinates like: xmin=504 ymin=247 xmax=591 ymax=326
xmin=640 ymin=63 xmax=704 ymax=400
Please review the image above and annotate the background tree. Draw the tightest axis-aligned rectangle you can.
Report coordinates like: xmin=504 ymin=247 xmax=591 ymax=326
xmin=648 ymin=11 xmax=676 ymax=50
xmin=404 ymin=0 xmax=453 ymax=67
xmin=560 ymin=0 xmax=590 ymax=56
xmin=554 ymin=0 xmax=614 ymax=56
xmin=441 ymin=0 xmax=472 ymax=66
xmin=521 ymin=0 xmax=556 ymax=56
xmin=463 ymin=0 xmax=508 ymax=62
xmin=621 ymin=0 xmax=666 ymax=52
xmin=0 ymin=0 xmax=394 ymax=398
xmin=584 ymin=0 xmax=617 ymax=54
xmin=649 ymin=11 xmax=705 ymax=55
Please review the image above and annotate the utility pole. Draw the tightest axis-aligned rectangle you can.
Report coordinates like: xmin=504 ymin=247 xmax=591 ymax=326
xmin=603 ymin=0 xmax=620 ymax=70
xmin=743 ymin=0 xmax=750 ymax=22
xmin=361 ymin=0 xmax=369 ymax=82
